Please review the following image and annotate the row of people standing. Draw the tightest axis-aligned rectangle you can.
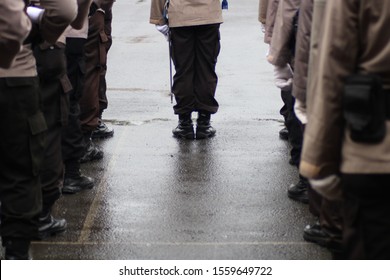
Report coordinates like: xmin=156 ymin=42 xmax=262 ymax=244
xmin=0 ymin=0 xmax=115 ymax=260
xmin=259 ymin=0 xmax=390 ymax=259
xmin=259 ymin=0 xmax=342 ymax=256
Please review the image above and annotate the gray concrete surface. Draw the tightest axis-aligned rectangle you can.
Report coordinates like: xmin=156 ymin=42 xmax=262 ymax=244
xmin=30 ymin=0 xmax=331 ymax=259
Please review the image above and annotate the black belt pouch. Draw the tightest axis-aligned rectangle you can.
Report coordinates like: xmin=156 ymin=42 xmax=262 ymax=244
xmin=343 ymin=74 xmax=385 ymax=144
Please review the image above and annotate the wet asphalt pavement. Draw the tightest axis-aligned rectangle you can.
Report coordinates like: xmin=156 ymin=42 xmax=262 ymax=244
xmin=28 ymin=0 xmax=330 ymax=259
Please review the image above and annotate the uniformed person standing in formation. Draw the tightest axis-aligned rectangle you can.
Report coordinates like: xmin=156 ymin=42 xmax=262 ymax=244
xmin=0 ymin=0 xmax=104 ymax=259
xmin=79 ymin=0 xmax=115 ymax=163
xmin=0 ymin=0 xmax=39 ymax=260
xmin=27 ymin=0 xmax=94 ymax=238
xmin=292 ymin=0 xmax=343 ymax=255
xmin=92 ymin=0 xmax=115 ymax=140
xmin=150 ymin=0 xmax=224 ymax=140
xmin=62 ymin=0 xmax=115 ymax=194
xmin=0 ymin=0 xmax=77 ymax=260
xmin=261 ymin=0 xmax=311 ymax=204
xmin=62 ymin=3 xmax=95 ymax=194
xmin=300 ymin=0 xmax=390 ymax=259
xmin=260 ymin=0 xmax=293 ymax=141
xmin=259 ymin=0 xmax=342 ymax=256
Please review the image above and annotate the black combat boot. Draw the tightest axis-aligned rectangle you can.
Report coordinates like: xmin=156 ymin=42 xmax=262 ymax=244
xmin=303 ymin=220 xmax=343 ymax=253
xmin=62 ymin=160 xmax=94 ymax=194
xmin=80 ymin=132 xmax=104 ymax=163
xmin=92 ymin=119 xmax=114 ymax=139
xmin=172 ymin=113 xmax=195 ymax=139
xmin=62 ymin=174 xmax=94 ymax=194
xmin=279 ymin=127 xmax=289 ymax=140
xmin=287 ymin=176 xmax=309 ymax=203
xmin=37 ymin=210 xmax=67 ymax=240
xmin=3 ymin=238 xmax=31 ymax=260
xmin=196 ymin=111 xmax=216 ymax=139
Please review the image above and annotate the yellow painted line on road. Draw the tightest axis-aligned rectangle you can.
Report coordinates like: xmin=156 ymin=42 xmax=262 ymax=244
xmin=108 ymin=87 xmax=168 ymax=93
xmin=77 ymin=126 xmax=129 ymax=243
xmin=33 ymin=241 xmax=312 ymax=246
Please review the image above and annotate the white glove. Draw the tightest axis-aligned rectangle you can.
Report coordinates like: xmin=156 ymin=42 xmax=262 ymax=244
xmin=294 ymin=99 xmax=308 ymax=124
xmin=309 ymin=175 xmax=343 ymax=202
xmin=93 ymin=0 xmax=115 ymax=11
xmin=274 ymin=64 xmax=293 ymax=91
xmin=26 ymin=6 xmax=44 ymax=24
xmin=261 ymin=23 xmax=266 ymax=33
xmin=156 ymin=24 xmax=169 ymax=41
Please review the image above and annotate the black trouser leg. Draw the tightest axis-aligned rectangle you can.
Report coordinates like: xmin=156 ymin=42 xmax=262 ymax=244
xmin=171 ymin=26 xmax=196 ymax=114
xmin=342 ymin=174 xmax=390 ymax=259
xmin=80 ymin=11 xmax=105 ymax=133
xmin=98 ymin=8 xmax=113 ymax=116
xmin=171 ymin=24 xmax=220 ymax=115
xmin=63 ymin=38 xmax=87 ymax=167
xmin=280 ymin=90 xmax=290 ymax=124
xmin=282 ymin=90 xmax=303 ymax=166
xmin=34 ymin=46 xmax=68 ymax=214
xmin=0 ymin=77 xmax=44 ymax=242
xmin=193 ymin=24 xmax=220 ymax=114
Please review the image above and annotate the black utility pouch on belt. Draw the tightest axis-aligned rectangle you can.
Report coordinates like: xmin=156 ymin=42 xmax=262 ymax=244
xmin=343 ymin=74 xmax=385 ymax=144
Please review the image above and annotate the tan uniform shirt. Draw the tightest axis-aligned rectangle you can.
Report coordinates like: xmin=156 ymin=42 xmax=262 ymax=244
xmin=267 ymin=0 xmax=301 ymax=66
xmin=0 ymin=0 xmax=31 ymax=69
xmin=292 ymin=0 xmax=313 ymax=103
xmin=71 ymin=0 xmax=93 ymax=30
xmin=65 ymin=20 xmax=89 ymax=39
xmin=300 ymin=0 xmax=390 ymax=178
xmin=264 ymin=0 xmax=280 ymax=44
xmin=258 ymin=0 xmax=269 ymax=24
xmin=0 ymin=0 xmax=78 ymax=77
xmin=38 ymin=0 xmax=78 ymax=44
xmin=63 ymin=0 xmax=93 ymax=40
xmin=150 ymin=0 xmax=223 ymax=28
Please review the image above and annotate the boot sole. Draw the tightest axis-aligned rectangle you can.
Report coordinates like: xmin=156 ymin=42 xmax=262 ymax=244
xmin=80 ymin=153 xmax=104 ymax=163
xmin=287 ymin=192 xmax=309 ymax=204
xmin=303 ymin=232 xmax=331 ymax=247
xmin=303 ymin=232 xmax=342 ymax=252
xmin=91 ymin=131 xmax=114 ymax=139
xmin=37 ymin=228 xmax=67 ymax=240
xmin=62 ymin=182 xmax=94 ymax=194
xmin=172 ymin=133 xmax=195 ymax=140
xmin=37 ymin=223 xmax=68 ymax=240
xmin=196 ymin=131 xmax=216 ymax=139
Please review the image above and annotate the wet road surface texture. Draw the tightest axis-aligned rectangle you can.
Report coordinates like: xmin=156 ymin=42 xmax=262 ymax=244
xmin=19 ymin=0 xmax=331 ymax=259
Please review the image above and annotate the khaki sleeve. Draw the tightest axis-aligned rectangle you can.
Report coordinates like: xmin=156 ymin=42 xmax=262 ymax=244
xmin=150 ymin=0 xmax=167 ymax=26
xmin=300 ymin=0 xmax=359 ymax=179
xmin=259 ymin=0 xmax=269 ymax=24
xmin=0 ymin=0 xmax=31 ymax=68
xmin=291 ymin=0 xmax=313 ymax=103
xmin=267 ymin=0 xmax=301 ymax=66
xmin=71 ymin=0 xmax=93 ymax=29
xmin=264 ymin=0 xmax=280 ymax=44
xmin=39 ymin=0 xmax=78 ymax=44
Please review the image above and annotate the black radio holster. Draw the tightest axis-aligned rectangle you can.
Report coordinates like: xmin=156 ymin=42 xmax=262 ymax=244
xmin=343 ymin=74 xmax=386 ymax=144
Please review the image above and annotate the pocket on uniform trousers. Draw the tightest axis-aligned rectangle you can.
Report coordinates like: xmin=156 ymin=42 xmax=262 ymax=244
xmin=213 ymin=29 xmax=221 ymax=63
xmin=59 ymin=75 xmax=72 ymax=126
xmin=99 ymin=30 xmax=108 ymax=70
xmin=28 ymin=111 xmax=47 ymax=176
